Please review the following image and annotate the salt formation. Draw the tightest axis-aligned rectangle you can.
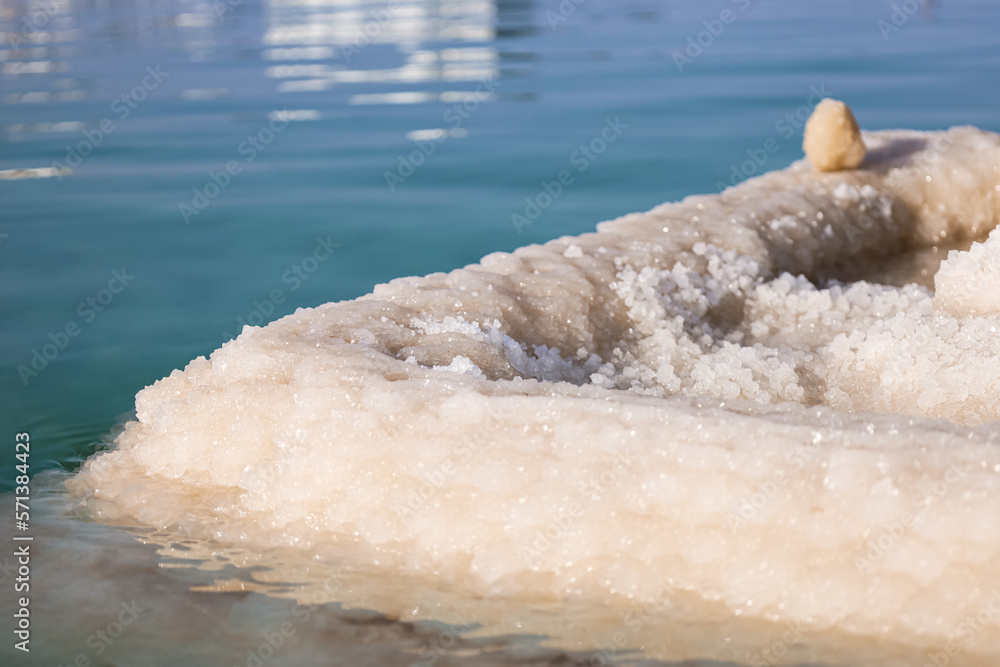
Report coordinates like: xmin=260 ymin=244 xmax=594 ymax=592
xmin=935 ymin=227 xmax=1000 ymax=317
xmin=803 ymin=98 xmax=866 ymax=171
xmin=70 ymin=125 xmax=1000 ymax=661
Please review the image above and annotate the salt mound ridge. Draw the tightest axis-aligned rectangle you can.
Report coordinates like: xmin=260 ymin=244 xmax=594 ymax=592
xmin=71 ymin=127 xmax=1000 ymax=657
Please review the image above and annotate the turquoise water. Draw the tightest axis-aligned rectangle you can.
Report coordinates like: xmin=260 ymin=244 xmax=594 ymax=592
xmin=2 ymin=0 xmax=1000 ymax=664
xmin=2 ymin=0 xmax=999 ymax=489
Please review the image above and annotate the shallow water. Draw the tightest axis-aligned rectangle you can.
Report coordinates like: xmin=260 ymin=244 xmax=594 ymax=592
xmin=3 ymin=0 xmax=1000 ymax=665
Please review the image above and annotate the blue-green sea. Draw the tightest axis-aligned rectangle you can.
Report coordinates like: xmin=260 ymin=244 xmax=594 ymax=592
xmin=2 ymin=0 xmax=1000 ymax=664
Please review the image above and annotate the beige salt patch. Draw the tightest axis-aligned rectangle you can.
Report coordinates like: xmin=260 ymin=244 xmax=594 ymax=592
xmin=803 ymin=98 xmax=866 ymax=172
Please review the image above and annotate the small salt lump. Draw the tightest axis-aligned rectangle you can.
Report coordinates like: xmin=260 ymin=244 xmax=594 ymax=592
xmin=803 ymin=98 xmax=866 ymax=172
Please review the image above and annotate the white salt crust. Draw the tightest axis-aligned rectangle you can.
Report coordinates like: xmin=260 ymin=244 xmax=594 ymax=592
xmin=69 ymin=127 xmax=1000 ymax=660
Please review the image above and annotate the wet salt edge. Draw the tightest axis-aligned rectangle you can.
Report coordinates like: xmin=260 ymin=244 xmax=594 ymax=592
xmin=65 ymin=116 xmax=1000 ymax=663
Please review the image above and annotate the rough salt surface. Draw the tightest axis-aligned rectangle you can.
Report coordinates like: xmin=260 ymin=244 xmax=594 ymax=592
xmin=69 ymin=126 xmax=1000 ymax=662
xmin=935 ymin=227 xmax=1000 ymax=317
